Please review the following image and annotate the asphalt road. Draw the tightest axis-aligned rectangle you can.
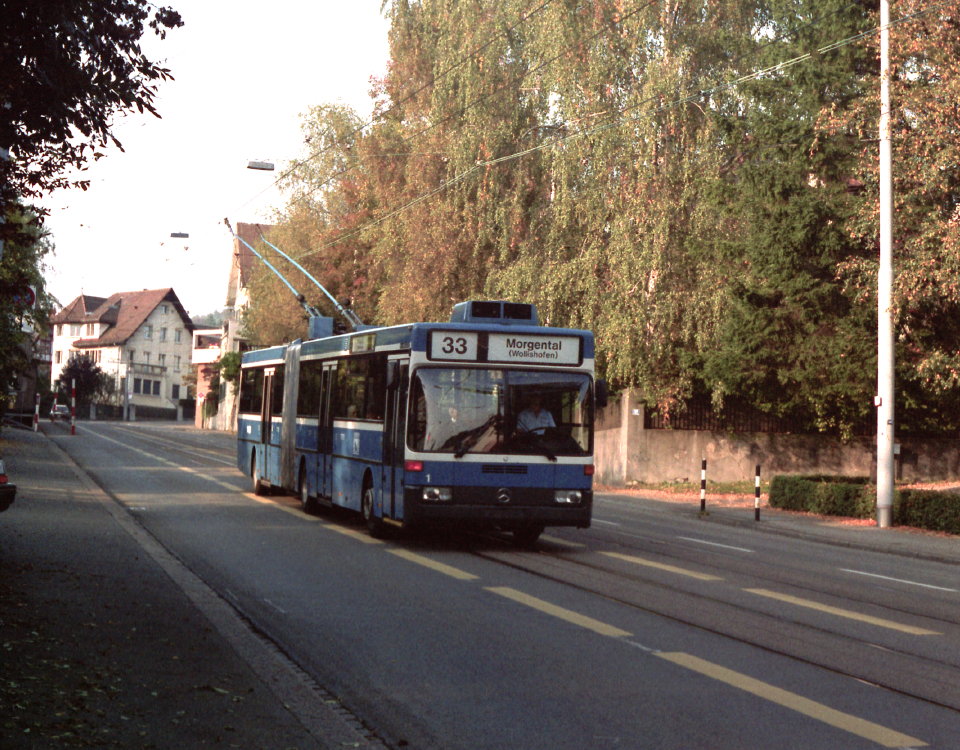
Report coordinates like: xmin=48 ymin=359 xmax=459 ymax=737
xmin=51 ymin=421 xmax=960 ymax=749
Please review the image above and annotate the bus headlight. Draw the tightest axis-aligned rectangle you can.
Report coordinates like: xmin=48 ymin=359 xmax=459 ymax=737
xmin=554 ymin=490 xmax=582 ymax=505
xmin=422 ymin=486 xmax=453 ymax=502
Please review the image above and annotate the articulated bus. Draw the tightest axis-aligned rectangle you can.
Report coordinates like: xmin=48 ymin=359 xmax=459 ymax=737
xmin=236 ymin=301 xmax=605 ymax=544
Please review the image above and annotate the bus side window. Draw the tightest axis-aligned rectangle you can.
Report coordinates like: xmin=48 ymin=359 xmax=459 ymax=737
xmin=298 ymin=360 xmax=322 ymax=416
xmin=364 ymin=355 xmax=387 ymax=420
xmin=334 ymin=358 xmax=366 ymax=419
xmin=271 ymin=366 xmax=285 ymax=416
xmin=239 ymin=368 xmax=264 ymax=414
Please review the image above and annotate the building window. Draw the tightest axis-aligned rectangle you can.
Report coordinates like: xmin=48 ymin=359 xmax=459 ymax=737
xmin=160 ymin=327 xmax=167 ymax=342
xmin=70 ymin=324 xmax=81 ymax=336
xmin=143 ymin=352 xmax=151 ymax=364
xmin=134 ymin=378 xmax=142 ymax=394
xmin=152 ymin=380 xmax=160 ymax=396
xmin=160 ymin=304 xmax=168 ymax=315
xmin=55 ymin=350 xmax=62 ymax=364
xmin=175 ymin=329 xmax=182 ymax=343
xmin=57 ymin=324 xmax=64 ymax=336
xmin=86 ymin=323 xmax=95 ymax=335
xmin=158 ymin=353 xmax=166 ymax=367
xmin=172 ymin=384 xmax=180 ymax=400
xmin=144 ymin=324 xmax=153 ymax=339
xmin=174 ymin=355 xmax=181 ymax=372
xmin=129 ymin=349 xmax=135 ymax=363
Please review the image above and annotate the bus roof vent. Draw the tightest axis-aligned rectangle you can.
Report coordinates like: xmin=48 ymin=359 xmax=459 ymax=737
xmin=449 ymin=301 xmax=539 ymax=326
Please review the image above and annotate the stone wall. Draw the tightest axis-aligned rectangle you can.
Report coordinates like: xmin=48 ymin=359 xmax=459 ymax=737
xmin=595 ymin=390 xmax=960 ymax=485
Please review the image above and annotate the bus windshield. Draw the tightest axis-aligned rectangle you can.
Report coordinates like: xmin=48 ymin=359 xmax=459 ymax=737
xmin=408 ymin=368 xmax=593 ymax=457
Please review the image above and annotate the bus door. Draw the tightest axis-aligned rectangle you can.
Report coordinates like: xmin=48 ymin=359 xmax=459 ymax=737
xmin=381 ymin=359 xmax=409 ymax=520
xmin=319 ymin=363 xmax=337 ymax=500
xmin=257 ymin=367 xmax=275 ymax=478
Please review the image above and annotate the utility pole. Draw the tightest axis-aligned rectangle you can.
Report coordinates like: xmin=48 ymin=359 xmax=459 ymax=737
xmin=0 ymin=146 xmax=8 ymax=263
xmin=876 ymin=0 xmax=894 ymax=528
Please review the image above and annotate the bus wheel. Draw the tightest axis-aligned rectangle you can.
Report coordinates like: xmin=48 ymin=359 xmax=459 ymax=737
xmin=361 ymin=486 xmax=387 ymax=539
xmin=299 ymin=465 xmax=315 ymax=513
xmin=251 ymin=455 xmax=266 ymax=496
xmin=513 ymin=524 xmax=544 ymax=547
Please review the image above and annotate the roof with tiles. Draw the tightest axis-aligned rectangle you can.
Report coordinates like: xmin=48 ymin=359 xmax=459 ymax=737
xmin=50 ymin=294 xmax=109 ymax=324
xmin=53 ymin=289 xmax=195 ymax=348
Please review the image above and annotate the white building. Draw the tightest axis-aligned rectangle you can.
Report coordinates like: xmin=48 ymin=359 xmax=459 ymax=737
xmin=50 ymin=288 xmax=195 ymax=417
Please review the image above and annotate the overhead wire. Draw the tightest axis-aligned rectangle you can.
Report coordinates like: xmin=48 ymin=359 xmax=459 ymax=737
xmin=291 ymin=0 xmax=862 ymax=214
xmin=300 ymin=0 xmax=866 ymax=203
xmin=235 ymin=0 xmax=560 ymax=213
xmin=287 ymin=0 xmax=659 ymax=206
xmin=291 ymin=2 xmax=943 ymax=262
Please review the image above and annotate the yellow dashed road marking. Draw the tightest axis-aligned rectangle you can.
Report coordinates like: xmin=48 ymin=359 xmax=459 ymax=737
xmin=322 ymin=524 xmax=385 ymax=545
xmin=540 ymin=534 xmax=587 ymax=548
xmin=657 ymin=652 xmax=927 ymax=748
xmin=390 ymin=549 xmax=479 ymax=580
xmin=601 ymin=551 xmax=723 ymax=581
xmin=486 ymin=586 xmax=631 ymax=637
xmin=746 ymin=588 xmax=941 ymax=635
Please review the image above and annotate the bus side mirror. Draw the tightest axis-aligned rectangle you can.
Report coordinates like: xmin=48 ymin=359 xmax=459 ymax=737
xmin=595 ymin=379 xmax=608 ymax=409
xmin=386 ymin=361 xmax=401 ymax=390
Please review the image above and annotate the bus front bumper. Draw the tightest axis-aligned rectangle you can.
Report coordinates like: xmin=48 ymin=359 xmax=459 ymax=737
xmin=403 ymin=486 xmax=592 ymax=529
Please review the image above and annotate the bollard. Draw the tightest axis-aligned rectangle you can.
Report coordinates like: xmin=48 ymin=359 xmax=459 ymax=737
xmin=71 ymin=378 xmax=76 ymax=436
xmin=33 ymin=392 xmax=39 ymax=432
xmin=700 ymin=458 xmax=707 ymax=513
xmin=754 ymin=464 xmax=761 ymax=521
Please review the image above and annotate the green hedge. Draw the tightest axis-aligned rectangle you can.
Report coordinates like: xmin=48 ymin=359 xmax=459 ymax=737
xmin=769 ymin=475 xmax=874 ymax=518
xmin=895 ymin=489 xmax=960 ymax=534
xmin=769 ymin=475 xmax=960 ymax=534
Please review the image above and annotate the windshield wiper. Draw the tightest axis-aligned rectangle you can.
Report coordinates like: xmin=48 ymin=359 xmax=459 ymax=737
xmin=527 ymin=433 xmax=557 ymax=462
xmin=451 ymin=415 xmax=500 ymax=458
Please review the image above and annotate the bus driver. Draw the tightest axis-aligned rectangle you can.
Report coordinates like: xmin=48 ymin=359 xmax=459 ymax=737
xmin=516 ymin=395 xmax=555 ymax=434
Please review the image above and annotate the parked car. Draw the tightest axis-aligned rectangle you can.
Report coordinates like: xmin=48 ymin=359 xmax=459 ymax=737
xmin=49 ymin=405 xmax=70 ymax=421
xmin=0 ymin=459 xmax=16 ymax=512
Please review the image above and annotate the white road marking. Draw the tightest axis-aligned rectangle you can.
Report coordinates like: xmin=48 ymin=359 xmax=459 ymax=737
xmin=678 ymin=536 xmax=753 ymax=553
xmin=840 ymin=569 xmax=958 ymax=593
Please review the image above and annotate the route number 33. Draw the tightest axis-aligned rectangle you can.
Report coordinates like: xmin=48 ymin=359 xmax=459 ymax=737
xmin=441 ymin=336 xmax=468 ymax=354
xmin=431 ymin=331 xmax=478 ymax=361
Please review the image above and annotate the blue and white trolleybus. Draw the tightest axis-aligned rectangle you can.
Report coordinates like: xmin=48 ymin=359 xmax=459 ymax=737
xmin=236 ymin=301 xmax=605 ymax=544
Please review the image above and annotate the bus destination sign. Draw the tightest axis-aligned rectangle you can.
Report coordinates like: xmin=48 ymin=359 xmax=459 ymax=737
xmin=429 ymin=331 xmax=581 ymax=365
xmin=488 ymin=333 xmax=580 ymax=365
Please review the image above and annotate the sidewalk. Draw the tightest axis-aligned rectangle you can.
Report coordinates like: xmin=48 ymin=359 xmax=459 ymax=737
xmin=598 ymin=487 xmax=960 ymax=565
xmin=0 ymin=426 xmax=373 ymax=749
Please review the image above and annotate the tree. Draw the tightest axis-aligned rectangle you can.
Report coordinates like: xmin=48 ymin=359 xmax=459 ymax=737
xmin=824 ymin=0 xmax=960 ymax=434
xmin=0 ymin=0 xmax=182 ymax=240
xmin=698 ymin=0 xmax=877 ymax=436
xmin=56 ymin=357 xmax=111 ymax=410
xmin=0 ymin=207 xmax=53 ymax=400
xmin=244 ymin=0 xmax=960 ymax=437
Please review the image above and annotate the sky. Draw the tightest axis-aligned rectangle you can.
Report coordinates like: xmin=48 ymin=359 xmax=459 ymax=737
xmin=40 ymin=1 xmax=392 ymax=318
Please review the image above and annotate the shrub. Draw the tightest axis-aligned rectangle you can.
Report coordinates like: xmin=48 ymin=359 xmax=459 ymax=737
xmin=895 ymin=489 xmax=960 ymax=535
xmin=769 ymin=475 xmax=873 ymax=518
xmin=770 ymin=476 xmax=960 ymax=534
